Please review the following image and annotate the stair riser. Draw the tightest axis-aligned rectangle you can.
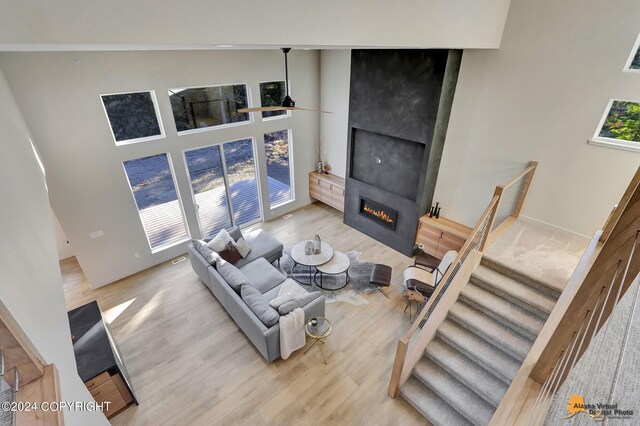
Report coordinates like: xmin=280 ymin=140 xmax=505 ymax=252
xmin=425 ymin=351 xmax=504 ymax=407
xmin=481 ymin=257 xmax=561 ymax=299
xmin=447 ymin=311 xmax=527 ymax=362
xmin=399 ymin=389 xmax=442 ymax=426
xmin=412 ymin=372 xmax=487 ymax=426
xmin=459 ymin=293 xmax=538 ymax=341
xmin=469 ymin=275 xmax=551 ymax=319
xmin=436 ymin=331 xmax=513 ymax=385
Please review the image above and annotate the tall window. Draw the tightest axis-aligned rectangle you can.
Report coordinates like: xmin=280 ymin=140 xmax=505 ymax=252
xmin=625 ymin=33 xmax=640 ymax=72
xmin=259 ymin=81 xmax=289 ymax=119
xmin=223 ymin=139 xmax=262 ymax=225
xmin=101 ymin=91 xmax=164 ymax=145
xmin=168 ymin=84 xmax=250 ymax=134
xmin=123 ymin=154 xmax=189 ymax=251
xmin=592 ymin=100 xmax=640 ymax=151
xmin=264 ymin=130 xmax=293 ymax=207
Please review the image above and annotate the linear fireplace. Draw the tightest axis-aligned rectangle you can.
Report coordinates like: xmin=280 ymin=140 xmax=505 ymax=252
xmin=359 ymin=197 xmax=397 ymax=230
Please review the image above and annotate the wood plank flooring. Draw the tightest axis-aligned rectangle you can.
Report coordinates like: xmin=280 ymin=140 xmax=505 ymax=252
xmin=61 ymin=202 xmax=427 ymax=425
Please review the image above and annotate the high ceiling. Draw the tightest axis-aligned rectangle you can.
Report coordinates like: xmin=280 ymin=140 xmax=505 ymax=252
xmin=0 ymin=0 xmax=512 ymax=51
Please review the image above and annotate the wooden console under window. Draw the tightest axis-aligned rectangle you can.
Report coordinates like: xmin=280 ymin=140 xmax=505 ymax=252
xmin=309 ymin=171 xmax=345 ymax=212
xmin=416 ymin=215 xmax=472 ymax=259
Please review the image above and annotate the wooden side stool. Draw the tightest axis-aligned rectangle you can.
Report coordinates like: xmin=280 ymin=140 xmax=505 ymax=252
xmin=404 ymin=289 xmax=426 ymax=324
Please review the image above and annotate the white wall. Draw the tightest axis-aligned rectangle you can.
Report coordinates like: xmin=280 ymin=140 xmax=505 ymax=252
xmin=0 ymin=50 xmax=320 ymax=287
xmin=52 ymin=210 xmax=74 ymax=260
xmin=0 ymin=68 xmax=107 ymax=425
xmin=433 ymin=0 xmax=640 ymax=237
xmin=0 ymin=0 xmax=511 ymax=50
xmin=320 ymin=50 xmax=351 ymax=178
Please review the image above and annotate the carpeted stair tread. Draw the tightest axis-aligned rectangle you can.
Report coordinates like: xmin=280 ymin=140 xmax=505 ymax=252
xmin=480 ymin=255 xmax=562 ymax=298
xmin=426 ymin=338 xmax=508 ymax=407
xmin=400 ymin=376 xmax=473 ymax=426
xmin=438 ymin=320 xmax=519 ymax=384
xmin=471 ymin=265 xmax=557 ymax=318
xmin=448 ymin=302 xmax=533 ymax=361
xmin=413 ymin=360 xmax=496 ymax=425
xmin=460 ymin=283 xmax=544 ymax=339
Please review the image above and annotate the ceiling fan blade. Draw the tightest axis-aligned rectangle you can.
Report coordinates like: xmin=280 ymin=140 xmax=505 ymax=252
xmin=289 ymin=106 xmax=333 ymax=114
xmin=237 ymin=106 xmax=287 ymax=113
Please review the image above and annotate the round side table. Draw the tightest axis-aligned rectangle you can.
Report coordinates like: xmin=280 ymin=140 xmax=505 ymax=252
xmin=314 ymin=251 xmax=351 ymax=290
xmin=304 ymin=317 xmax=332 ymax=364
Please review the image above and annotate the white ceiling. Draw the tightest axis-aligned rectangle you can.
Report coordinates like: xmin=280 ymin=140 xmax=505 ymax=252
xmin=0 ymin=0 xmax=512 ymax=51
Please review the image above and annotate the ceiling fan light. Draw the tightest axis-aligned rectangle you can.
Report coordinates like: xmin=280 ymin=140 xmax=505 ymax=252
xmin=281 ymin=95 xmax=295 ymax=108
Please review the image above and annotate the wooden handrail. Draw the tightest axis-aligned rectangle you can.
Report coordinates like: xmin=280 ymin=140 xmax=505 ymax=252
xmin=600 ymin=166 xmax=640 ymax=243
xmin=502 ymin=161 xmax=538 ymax=191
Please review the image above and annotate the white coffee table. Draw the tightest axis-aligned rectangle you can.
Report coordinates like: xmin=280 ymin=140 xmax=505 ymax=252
xmin=314 ymin=251 xmax=351 ymax=290
xmin=290 ymin=240 xmax=334 ymax=285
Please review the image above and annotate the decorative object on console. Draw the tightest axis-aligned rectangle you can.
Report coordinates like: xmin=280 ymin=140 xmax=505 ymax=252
xmin=317 ymin=160 xmax=323 ymax=174
xmin=322 ymin=163 xmax=331 ymax=174
xmin=428 ymin=202 xmax=441 ymax=219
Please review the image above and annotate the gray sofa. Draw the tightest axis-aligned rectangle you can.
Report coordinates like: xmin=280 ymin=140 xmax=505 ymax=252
xmin=188 ymin=228 xmax=325 ymax=362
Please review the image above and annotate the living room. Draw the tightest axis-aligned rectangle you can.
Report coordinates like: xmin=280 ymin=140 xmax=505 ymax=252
xmin=2 ymin=0 xmax=640 ymax=425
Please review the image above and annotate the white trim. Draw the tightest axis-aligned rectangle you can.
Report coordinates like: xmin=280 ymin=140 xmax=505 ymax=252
xmin=519 ymin=215 xmax=592 ymax=241
xmin=591 ymin=98 xmax=640 ymax=152
xmin=168 ymin=83 xmax=253 ymax=135
xmin=100 ymin=90 xmax=165 ymax=146
xmin=150 ymin=237 xmax=192 ymax=254
xmin=623 ymin=31 xmax=640 ymax=73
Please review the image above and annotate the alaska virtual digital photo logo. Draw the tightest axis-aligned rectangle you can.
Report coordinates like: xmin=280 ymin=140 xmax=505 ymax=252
xmin=566 ymin=395 xmax=634 ymax=422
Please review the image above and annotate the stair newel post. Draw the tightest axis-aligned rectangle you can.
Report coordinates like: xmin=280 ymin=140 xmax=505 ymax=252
xmin=388 ymin=338 xmax=409 ymax=397
xmin=480 ymin=189 xmax=503 ymax=251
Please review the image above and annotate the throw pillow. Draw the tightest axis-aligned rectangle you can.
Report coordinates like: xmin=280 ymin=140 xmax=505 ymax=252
xmin=234 ymin=237 xmax=252 ymax=258
xmin=193 ymin=239 xmax=219 ymax=265
xmin=278 ymin=291 xmax=322 ymax=315
xmin=206 ymin=229 xmax=233 ymax=252
xmin=241 ymin=284 xmax=280 ymax=327
xmin=269 ymin=292 xmax=297 ymax=309
xmin=218 ymin=241 xmax=242 ymax=265
xmin=217 ymin=260 xmax=250 ymax=293
xmin=228 ymin=226 xmax=243 ymax=243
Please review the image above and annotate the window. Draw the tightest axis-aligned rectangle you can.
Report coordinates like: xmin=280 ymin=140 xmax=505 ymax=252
xmin=625 ymin=33 xmax=640 ymax=72
xmin=264 ymin=130 xmax=293 ymax=207
xmin=259 ymin=81 xmax=289 ymax=119
xmin=123 ymin=154 xmax=190 ymax=251
xmin=101 ymin=91 xmax=164 ymax=145
xmin=168 ymin=84 xmax=250 ymax=134
xmin=591 ymin=100 xmax=640 ymax=151
xmin=184 ymin=138 xmax=262 ymax=238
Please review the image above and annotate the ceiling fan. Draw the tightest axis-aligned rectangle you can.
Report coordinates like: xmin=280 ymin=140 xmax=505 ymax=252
xmin=239 ymin=48 xmax=332 ymax=114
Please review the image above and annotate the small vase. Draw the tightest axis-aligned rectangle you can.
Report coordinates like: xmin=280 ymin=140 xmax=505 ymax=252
xmin=317 ymin=161 xmax=323 ymax=174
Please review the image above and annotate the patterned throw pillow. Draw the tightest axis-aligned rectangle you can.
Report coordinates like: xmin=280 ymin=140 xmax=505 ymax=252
xmin=218 ymin=241 xmax=242 ymax=265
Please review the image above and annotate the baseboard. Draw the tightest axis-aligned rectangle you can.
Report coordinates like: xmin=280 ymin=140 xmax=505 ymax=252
xmin=518 ymin=215 xmax=593 ymax=241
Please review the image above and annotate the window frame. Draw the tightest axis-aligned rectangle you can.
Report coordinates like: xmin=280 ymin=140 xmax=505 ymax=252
xmin=168 ymin=83 xmax=253 ymax=136
xmin=623 ymin=32 xmax=640 ymax=73
xmin=263 ymin=128 xmax=295 ymax=209
xmin=181 ymin=136 xmax=264 ymax=235
xmin=589 ymin=98 xmax=640 ymax=153
xmin=100 ymin=90 xmax=165 ymax=146
xmin=122 ymin=152 xmax=191 ymax=253
xmin=258 ymin=80 xmax=292 ymax=122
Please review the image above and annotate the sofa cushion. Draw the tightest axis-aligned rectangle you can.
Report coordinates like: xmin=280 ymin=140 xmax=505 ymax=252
xmin=192 ymin=239 xmax=220 ymax=265
xmin=207 ymin=229 xmax=233 ymax=252
xmin=217 ymin=260 xmax=250 ymax=293
xmin=239 ymin=258 xmax=286 ymax=294
xmin=278 ymin=291 xmax=322 ymax=315
xmin=218 ymin=241 xmax=242 ymax=264
xmin=241 ymin=284 xmax=280 ymax=327
xmin=234 ymin=237 xmax=252 ymax=258
xmin=234 ymin=229 xmax=283 ymax=268
xmin=228 ymin=226 xmax=243 ymax=242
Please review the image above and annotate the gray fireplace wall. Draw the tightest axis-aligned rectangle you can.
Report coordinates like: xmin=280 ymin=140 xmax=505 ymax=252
xmin=344 ymin=49 xmax=462 ymax=255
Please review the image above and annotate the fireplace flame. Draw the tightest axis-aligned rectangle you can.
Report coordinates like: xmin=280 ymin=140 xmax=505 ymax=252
xmin=363 ymin=205 xmax=395 ymax=224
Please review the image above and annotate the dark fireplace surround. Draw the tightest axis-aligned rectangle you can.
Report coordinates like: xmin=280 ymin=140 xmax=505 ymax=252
xmin=343 ymin=49 xmax=461 ymax=256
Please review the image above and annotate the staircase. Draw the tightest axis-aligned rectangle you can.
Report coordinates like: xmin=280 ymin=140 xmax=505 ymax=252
xmin=399 ymin=255 xmax=561 ymax=426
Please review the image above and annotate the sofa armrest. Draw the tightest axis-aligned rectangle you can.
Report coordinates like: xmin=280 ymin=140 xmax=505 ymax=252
xmin=188 ymin=244 xmax=212 ymax=289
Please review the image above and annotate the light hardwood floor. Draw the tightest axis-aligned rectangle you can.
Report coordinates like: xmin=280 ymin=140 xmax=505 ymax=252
xmin=61 ymin=203 xmax=427 ymax=425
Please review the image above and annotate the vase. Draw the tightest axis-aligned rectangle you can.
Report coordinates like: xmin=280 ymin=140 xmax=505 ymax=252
xmin=317 ymin=160 xmax=323 ymax=174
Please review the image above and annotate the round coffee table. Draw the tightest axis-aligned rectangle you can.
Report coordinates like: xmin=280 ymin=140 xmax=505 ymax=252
xmin=314 ymin=251 xmax=351 ymax=290
xmin=290 ymin=241 xmax=334 ymax=285
xmin=304 ymin=317 xmax=332 ymax=364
